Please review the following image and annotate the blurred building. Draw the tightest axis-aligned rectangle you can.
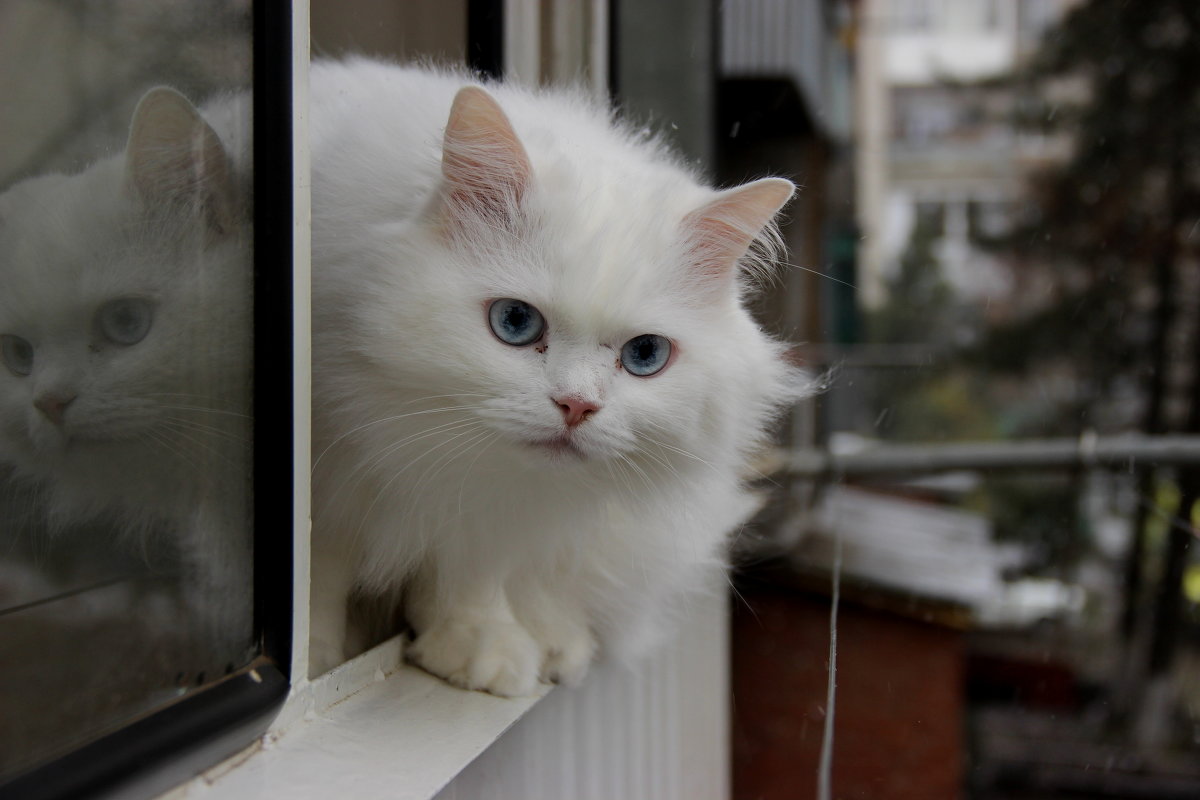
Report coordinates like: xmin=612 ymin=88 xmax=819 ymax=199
xmin=719 ymin=0 xmax=858 ymax=349
xmin=855 ymin=0 xmax=1079 ymax=310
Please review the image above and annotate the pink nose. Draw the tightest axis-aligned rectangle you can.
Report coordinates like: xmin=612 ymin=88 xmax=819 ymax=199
xmin=35 ymin=393 xmax=76 ymax=425
xmin=552 ymin=395 xmax=600 ymax=427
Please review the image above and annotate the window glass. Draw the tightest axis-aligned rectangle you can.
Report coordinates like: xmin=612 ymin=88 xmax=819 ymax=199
xmin=0 ymin=1 xmax=255 ymax=780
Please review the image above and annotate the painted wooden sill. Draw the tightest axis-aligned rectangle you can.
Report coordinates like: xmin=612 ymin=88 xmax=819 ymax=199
xmin=161 ymin=637 xmax=549 ymax=800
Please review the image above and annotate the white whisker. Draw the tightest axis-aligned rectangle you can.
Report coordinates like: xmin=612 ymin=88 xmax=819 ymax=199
xmin=355 ymin=422 xmax=488 ymax=541
xmin=312 ymin=402 xmax=488 ymax=472
xmin=320 ymin=417 xmax=485 ymax=512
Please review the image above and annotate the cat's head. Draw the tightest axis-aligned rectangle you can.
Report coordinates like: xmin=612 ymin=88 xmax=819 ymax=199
xmin=351 ymin=85 xmax=805 ymax=475
xmin=0 ymin=87 xmax=250 ymax=499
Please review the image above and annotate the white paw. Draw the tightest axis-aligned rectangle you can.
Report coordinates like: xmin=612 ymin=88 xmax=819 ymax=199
xmin=540 ymin=631 xmax=597 ymax=687
xmin=407 ymin=619 xmax=542 ymax=697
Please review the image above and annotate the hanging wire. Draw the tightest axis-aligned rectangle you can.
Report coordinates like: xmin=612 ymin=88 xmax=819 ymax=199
xmin=817 ymin=514 xmax=842 ymax=800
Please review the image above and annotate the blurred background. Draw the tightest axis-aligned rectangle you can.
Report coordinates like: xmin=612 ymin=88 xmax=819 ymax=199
xmin=333 ymin=1 xmax=1200 ymax=795
xmin=725 ymin=2 xmax=1200 ymax=798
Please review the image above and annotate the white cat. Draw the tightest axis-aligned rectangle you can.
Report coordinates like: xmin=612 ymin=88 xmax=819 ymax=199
xmin=0 ymin=87 xmax=254 ymax=657
xmin=307 ymin=59 xmax=808 ymax=695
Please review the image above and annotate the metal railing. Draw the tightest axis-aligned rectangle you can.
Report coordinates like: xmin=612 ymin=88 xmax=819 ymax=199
xmin=784 ymin=433 xmax=1200 ymax=478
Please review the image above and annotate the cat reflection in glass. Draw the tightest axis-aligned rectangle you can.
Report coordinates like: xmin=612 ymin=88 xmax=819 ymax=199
xmin=307 ymin=60 xmax=810 ymax=695
xmin=0 ymin=88 xmax=253 ymax=655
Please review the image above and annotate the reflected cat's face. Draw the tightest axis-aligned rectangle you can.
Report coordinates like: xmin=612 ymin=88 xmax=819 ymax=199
xmin=0 ymin=173 xmax=245 ymax=482
xmin=0 ymin=88 xmax=250 ymax=496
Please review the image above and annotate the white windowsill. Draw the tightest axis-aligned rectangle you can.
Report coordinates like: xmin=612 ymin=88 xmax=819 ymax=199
xmin=162 ymin=637 xmax=549 ymax=800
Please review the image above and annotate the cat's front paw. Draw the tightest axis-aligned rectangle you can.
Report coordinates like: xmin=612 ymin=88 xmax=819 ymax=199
xmin=540 ymin=630 xmax=597 ymax=687
xmin=407 ymin=619 xmax=542 ymax=697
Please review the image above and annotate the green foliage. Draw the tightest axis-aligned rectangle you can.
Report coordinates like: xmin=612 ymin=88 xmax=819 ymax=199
xmin=877 ymin=369 xmax=1001 ymax=442
xmin=866 ymin=214 xmax=955 ymax=345
xmin=981 ymin=475 xmax=1085 ymax=574
xmin=864 ymin=216 xmax=1001 ymax=442
xmin=971 ymin=0 xmax=1200 ymax=434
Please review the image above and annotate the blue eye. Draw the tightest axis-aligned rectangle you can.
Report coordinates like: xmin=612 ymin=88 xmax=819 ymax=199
xmin=621 ymin=334 xmax=671 ymax=377
xmin=1 ymin=334 xmax=33 ymax=377
xmin=97 ymin=298 xmax=154 ymax=345
xmin=488 ymin=299 xmax=545 ymax=346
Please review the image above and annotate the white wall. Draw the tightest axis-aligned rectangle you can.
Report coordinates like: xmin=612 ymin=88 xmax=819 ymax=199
xmin=435 ymin=587 xmax=730 ymax=800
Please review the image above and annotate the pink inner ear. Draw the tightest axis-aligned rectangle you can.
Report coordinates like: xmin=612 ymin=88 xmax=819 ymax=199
xmin=124 ymin=87 xmax=235 ymax=234
xmin=685 ymin=213 xmax=757 ymax=284
xmin=439 ymin=86 xmax=533 ymax=226
xmin=681 ymin=177 xmax=795 ymax=291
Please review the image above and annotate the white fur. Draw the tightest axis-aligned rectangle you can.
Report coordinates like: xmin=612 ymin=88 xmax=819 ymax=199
xmin=0 ymin=89 xmax=255 ymax=658
xmin=307 ymin=59 xmax=809 ymax=694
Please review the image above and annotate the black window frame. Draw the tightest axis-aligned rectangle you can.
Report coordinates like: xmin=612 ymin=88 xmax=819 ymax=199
xmin=0 ymin=2 xmax=293 ymax=797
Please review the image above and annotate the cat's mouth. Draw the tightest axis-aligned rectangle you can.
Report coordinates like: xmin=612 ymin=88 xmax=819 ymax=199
xmin=526 ymin=433 xmax=587 ymax=460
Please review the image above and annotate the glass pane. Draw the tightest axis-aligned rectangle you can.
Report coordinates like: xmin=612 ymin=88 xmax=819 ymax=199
xmin=0 ymin=1 xmax=254 ymax=778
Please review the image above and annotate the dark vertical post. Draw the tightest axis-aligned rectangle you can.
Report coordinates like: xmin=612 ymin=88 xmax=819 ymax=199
xmin=252 ymin=0 xmax=294 ymax=672
xmin=468 ymin=0 xmax=505 ymax=79
xmin=607 ymin=0 xmax=620 ymax=101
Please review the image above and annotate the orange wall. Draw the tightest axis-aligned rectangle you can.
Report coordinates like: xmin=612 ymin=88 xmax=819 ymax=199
xmin=732 ymin=584 xmax=965 ymax=800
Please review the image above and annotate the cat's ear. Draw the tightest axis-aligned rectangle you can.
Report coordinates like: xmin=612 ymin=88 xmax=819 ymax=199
xmin=680 ymin=177 xmax=795 ymax=297
xmin=124 ymin=87 xmax=236 ymax=238
xmin=436 ymin=86 xmax=532 ymax=230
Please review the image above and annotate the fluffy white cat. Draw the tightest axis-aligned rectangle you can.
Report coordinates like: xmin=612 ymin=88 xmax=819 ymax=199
xmin=308 ymin=59 xmax=808 ymax=695
xmin=0 ymin=88 xmax=254 ymax=657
